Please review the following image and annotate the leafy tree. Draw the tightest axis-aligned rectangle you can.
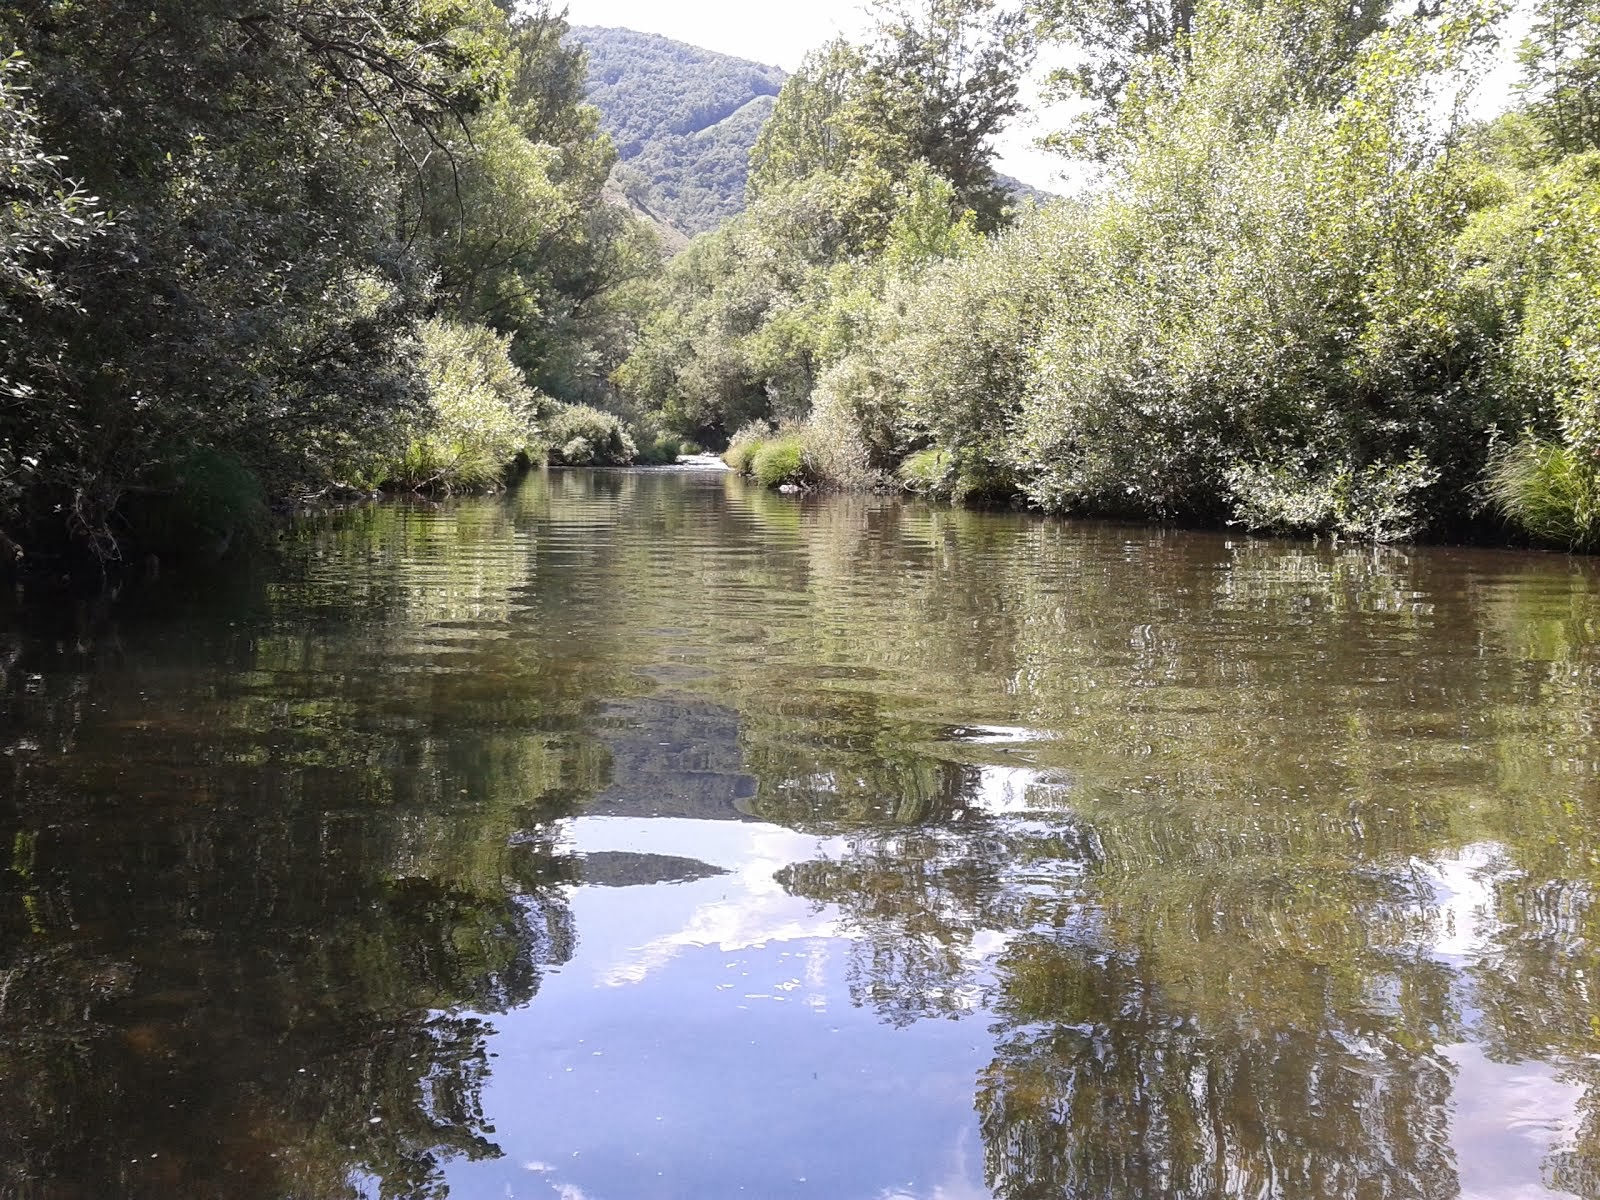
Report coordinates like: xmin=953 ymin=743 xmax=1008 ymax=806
xmin=0 ymin=51 xmax=107 ymax=554
xmin=1518 ymin=0 xmax=1600 ymax=152
xmin=863 ymin=0 xmax=1037 ymax=229
xmin=1035 ymin=0 xmax=1398 ymax=156
xmin=0 ymin=0 xmax=510 ymax=555
xmin=0 ymin=0 xmax=667 ymax=557
xmin=751 ymin=0 xmax=1035 ymax=237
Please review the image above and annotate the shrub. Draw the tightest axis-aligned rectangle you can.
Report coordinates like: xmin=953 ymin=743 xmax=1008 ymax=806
xmin=545 ymin=405 xmax=637 ymax=465
xmin=560 ymin=436 xmax=596 ymax=465
xmin=722 ymin=420 xmax=772 ymax=473
xmin=633 ymin=426 xmax=686 ymax=465
xmin=1488 ymin=438 xmax=1600 ymax=549
xmin=805 ymin=356 xmax=897 ymax=488
xmin=752 ymin=435 xmax=808 ymax=488
xmin=378 ymin=319 xmax=540 ymax=491
xmin=124 ymin=448 xmax=269 ymax=557
xmin=724 ymin=441 xmax=758 ymax=473
xmin=1226 ymin=454 xmax=1439 ymax=543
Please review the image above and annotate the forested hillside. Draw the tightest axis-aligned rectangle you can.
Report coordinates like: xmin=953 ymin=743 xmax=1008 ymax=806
xmin=572 ymin=26 xmax=786 ymax=234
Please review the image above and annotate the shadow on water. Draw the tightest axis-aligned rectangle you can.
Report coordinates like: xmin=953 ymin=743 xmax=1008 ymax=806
xmin=2 ymin=468 xmax=1600 ymax=1197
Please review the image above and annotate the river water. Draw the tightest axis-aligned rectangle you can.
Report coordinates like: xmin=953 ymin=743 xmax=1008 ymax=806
xmin=3 ymin=467 xmax=1599 ymax=1199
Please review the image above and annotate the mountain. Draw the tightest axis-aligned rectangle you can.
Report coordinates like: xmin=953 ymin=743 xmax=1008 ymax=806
xmin=571 ymin=26 xmax=786 ymax=237
xmin=571 ymin=26 xmax=1056 ymax=243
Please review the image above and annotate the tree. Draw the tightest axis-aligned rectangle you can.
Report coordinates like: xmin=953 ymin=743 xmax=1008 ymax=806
xmin=0 ymin=52 xmax=107 ymax=553
xmin=0 ymin=0 xmax=514 ymax=555
xmin=1518 ymin=0 xmax=1600 ymax=152
xmin=1035 ymin=0 xmax=1397 ymax=156
xmin=864 ymin=0 xmax=1037 ymax=228
xmin=750 ymin=0 xmax=1035 ymax=237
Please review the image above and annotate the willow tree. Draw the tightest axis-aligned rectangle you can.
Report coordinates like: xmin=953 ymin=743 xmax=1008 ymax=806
xmin=750 ymin=0 xmax=1036 ymax=238
xmin=1034 ymin=0 xmax=1397 ymax=155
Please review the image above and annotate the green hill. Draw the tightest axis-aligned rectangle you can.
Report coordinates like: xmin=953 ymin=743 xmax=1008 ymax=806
xmin=572 ymin=27 xmax=784 ymax=236
xmin=572 ymin=26 xmax=1053 ymax=241
xmin=572 ymin=26 xmax=786 ymax=236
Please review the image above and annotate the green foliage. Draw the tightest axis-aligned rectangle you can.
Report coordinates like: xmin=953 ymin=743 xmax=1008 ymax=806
xmin=632 ymin=426 xmax=688 ymax=465
xmin=805 ymin=359 xmax=893 ymax=488
xmin=898 ymin=447 xmax=952 ymax=493
xmin=750 ymin=1 xmax=1035 ymax=236
xmin=0 ymin=0 xmax=493 ymax=554
xmin=0 ymin=0 xmax=475 ymax=548
xmin=751 ymin=435 xmax=809 ymax=487
xmin=1518 ymin=0 xmax=1600 ymax=153
xmin=378 ymin=319 xmax=542 ymax=491
xmin=0 ymin=0 xmax=664 ymax=559
xmin=1494 ymin=155 xmax=1600 ymax=456
xmin=799 ymin=0 xmax=1513 ymax=538
xmin=1037 ymin=0 xmax=1395 ymax=156
xmin=671 ymin=0 xmax=1597 ymax=543
xmin=1226 ymin=454 xmax=1440 ymax=541
xmin=620 ymin=165 xmax=990 ymax=446
xmin=0 ymin=53 xmax=105 ymax=316
xmin=1457 ymin=149 xmax=1600 ymax=543
xmin=545 ymin=404 xmax=638 ymax=465
xmin=722 ymin=421 xmax=772 ymax=473
xmin=884 ymin=162 xmax=983 ymax=269
xmin=1488 ymin=438 xmax=1600 ymax=548
xmin=619 ymin=1 xmax=1034 ymax=458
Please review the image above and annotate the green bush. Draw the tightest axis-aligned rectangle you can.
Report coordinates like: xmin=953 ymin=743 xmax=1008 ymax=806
xmin=724 ymin=441 xmax=758 ymax=473
xmin=124 ymin=448 xmax=269 ymax=557
xmin=545 ymin=405 xmax=638 ymax=465
xmin=633 ymin=427 xmax=687 ymax=465
xmin=1488 ymin=438 xmax=1600 ymax=549
xmin=560 ymin=436 xmax=596 ymax=465
xmin=377 ymin=319 xmax=540 ymax=491
xmin=805 ymin=356 xmax=896 ymax=489
xmin=751 ymin=435 xmax=808 ymax=488
xmin=722 ymin=420 xmax=772 ymax=473
xmin=1226 ymin=454 xmax=1439 ymax=543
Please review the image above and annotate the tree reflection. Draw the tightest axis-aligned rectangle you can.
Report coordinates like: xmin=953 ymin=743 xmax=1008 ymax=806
xmin=0 ymin=499 xmax=610 ymax=1199
xmin=979 ymin=931 xmax=1459 ymax=1200
xmin=7 ymin=472 xmax=1600 ymax=1199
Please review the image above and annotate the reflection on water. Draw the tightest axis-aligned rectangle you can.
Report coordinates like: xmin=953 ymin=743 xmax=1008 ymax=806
xmin=3 ymin=468 xmax=1600 ymax=1198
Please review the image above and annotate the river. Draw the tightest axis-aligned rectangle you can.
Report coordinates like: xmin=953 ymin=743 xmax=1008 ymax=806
xmin=2 ymin=466 xmax=1599 ymax=1199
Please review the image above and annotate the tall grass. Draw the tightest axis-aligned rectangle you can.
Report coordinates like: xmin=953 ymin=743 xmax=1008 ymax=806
xmin=752 ymin=436 xmax=808 ymax=487
xmin=722 ymin=420 xmax=772 ymax=474
xmin=1488 ymin=438 xmax=1600 ymax=549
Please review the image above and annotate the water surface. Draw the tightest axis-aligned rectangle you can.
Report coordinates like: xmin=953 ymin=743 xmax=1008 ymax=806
xmin=3 ymin=469 xmax=1600 ymax=1199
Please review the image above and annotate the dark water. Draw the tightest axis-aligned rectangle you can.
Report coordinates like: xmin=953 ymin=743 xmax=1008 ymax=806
xmin=4 ymin=468 xmax=1600 ymax=1200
